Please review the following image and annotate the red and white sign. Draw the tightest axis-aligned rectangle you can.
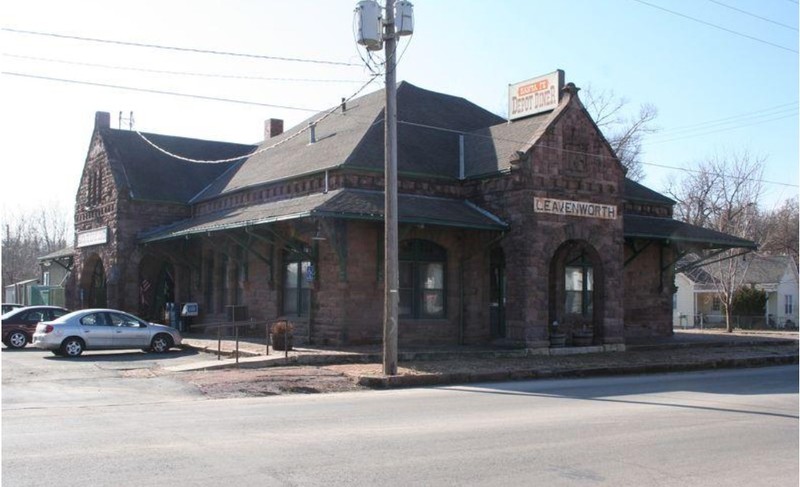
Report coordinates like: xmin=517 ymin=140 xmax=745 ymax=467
xmin=508 ymin=70 xmax=564 ymax=120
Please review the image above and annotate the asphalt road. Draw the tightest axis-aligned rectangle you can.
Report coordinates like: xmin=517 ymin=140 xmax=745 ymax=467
xmin=2 ymin=348 xmax=798 ymax=486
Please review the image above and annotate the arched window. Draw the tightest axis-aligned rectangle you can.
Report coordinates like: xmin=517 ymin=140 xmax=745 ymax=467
xmin=399 ymin=239 xmax=446 ymax=319
xmin=283 ymin=246 xmax=311 ymax=317
xmin=565 ymin=252 xmax=593 ymax=317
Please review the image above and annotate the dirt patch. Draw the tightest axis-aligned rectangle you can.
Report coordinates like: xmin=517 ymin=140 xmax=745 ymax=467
xmin=176 ymin=365 xmax=367 ymax=399
xmin=160 ymin=342 xmax=797 ymax=398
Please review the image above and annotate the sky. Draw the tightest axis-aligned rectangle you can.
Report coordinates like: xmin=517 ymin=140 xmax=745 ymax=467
xmin=1 ymin=0 xmax=798 ymax=231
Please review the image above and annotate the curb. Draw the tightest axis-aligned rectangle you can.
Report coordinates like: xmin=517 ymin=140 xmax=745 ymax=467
xmin=354 ymin=353 xmax=799 ymax=389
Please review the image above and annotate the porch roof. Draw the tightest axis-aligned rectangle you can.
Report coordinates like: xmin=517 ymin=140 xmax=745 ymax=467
xmin=624 ymin=215 xmax=757 ymax=250
xmin=138 ymin=188 xmax=508 ymax=243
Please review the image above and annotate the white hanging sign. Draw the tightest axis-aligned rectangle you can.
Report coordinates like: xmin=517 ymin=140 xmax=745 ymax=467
xmin=508 ymin=70 xmax=564 ymax=120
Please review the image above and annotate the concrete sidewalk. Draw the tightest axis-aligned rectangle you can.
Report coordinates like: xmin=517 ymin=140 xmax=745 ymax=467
xmin=169 ymin=330 xmax=799 ymax=389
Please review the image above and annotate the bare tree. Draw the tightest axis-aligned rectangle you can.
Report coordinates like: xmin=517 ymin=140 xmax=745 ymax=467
xmin=666 ymin=150 xmax=766 ymax=332
xmin=583 ymin=85 xmax=659 ymax=182
xmin=757 ymin=198 xmax=799 ymax=270
xmin=1 ymin=202 xmax=71 ymax=294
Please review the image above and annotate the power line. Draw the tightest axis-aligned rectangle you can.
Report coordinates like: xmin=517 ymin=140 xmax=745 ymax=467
xmin=655 ymin=102 xmax=798 ymax=135
xmin=2 ymin=71 xmax=326 ymax=112
xmin=2 ymin=53 xmax=369 ymax=84
xmin=707 ymin=0 xmax=798 ymax=31
xmin=136 ymin=75 xmax=381 ymax=163
xmin=395 ymin=120 xmax=799 ymax=188
xmin=2 ymin=27 xmax=362 ymax=67
xmin=648 ymin=111 xmax=798 ymax=145
xmin=631 ymin=0 xmax=799 ymax=53
xmin=3 ymin=69 xmax=795 ymax=188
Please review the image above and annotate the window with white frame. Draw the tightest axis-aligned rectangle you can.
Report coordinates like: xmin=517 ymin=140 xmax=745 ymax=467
xmin=786 ymin=295 xmax=794 ymax=315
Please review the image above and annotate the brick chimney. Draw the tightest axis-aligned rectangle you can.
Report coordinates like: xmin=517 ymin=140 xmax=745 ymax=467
xmin=264 ymin=118 xmax=284 ymax=139
xmin=95 ymin=111 xmax=110 ymax=130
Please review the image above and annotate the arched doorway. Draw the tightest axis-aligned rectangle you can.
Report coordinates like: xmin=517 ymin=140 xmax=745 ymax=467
xmin=153 ymin=262 xmax=175 ymax=322
xmin=548 ymin=240 xmax=604 ymax=342
xmin=138 ymin=256 xmax=175 ymax=321
xmin=82 ymin=255 xmax=107 ymax=308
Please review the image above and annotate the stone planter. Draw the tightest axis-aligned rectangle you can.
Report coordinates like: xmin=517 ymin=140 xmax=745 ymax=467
xmin=549 ymin=332 xmax=567 ymax=348
xmin=271 ymin=334 xmax=293 ymax=351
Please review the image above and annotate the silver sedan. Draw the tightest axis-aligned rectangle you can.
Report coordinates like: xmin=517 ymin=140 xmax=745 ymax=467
xmin=32 ymin=308 xmax=182 ymax=357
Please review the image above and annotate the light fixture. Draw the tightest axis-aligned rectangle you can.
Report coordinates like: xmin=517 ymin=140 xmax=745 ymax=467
xmin=311 ymin=221 xmax=327 ymax=241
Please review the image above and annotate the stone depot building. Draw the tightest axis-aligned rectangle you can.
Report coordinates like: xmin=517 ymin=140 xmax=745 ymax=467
xmin=67 ymin=74 xmax=753 ymax=349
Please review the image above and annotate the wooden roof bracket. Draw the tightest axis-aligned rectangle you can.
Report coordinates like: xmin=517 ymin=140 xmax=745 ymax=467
xmin=624 ymin=239 xmax=652 ymax=268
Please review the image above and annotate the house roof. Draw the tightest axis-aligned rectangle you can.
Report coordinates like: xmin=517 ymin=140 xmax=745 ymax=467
xmin=677 ymin=253 xmax=795 ymax=286
xmin=139 ymin=189 xmax=508 ymax=243
xmin=99 ymin=129 xmax=255 ymax=204
xmin=624 ymin=215 xmax=757 ymax=250
xmin=192 ymin=82 xmax=506 ymax=202
xmin=37 ymin=247 xmax=74 ymax=261
xmin=741 ymin=254 xmax=796 ymax=285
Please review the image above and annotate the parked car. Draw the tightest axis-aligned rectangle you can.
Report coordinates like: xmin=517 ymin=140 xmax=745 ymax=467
xmin=2 ymin=303 xmax=24 ymax=314
xmin=32 ymin=308 xmax=182 ymax=357
xmin=2 ymin=306 xmax=70 ymax=349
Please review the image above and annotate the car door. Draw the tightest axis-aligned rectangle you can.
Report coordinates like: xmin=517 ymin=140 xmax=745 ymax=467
xmin=18 ymin=309 xmax=47 ymax=335
xmin=108 ymin=312 xmax=150 ymax=349
xmin=78 ymin=312 xmax=115 ymax=348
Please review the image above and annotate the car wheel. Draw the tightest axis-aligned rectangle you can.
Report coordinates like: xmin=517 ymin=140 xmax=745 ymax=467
xmin=8 ymin=331 xmax=28 ymax=349
xmin=150 ymin=334 xmax=173 ymax=353
xmin=60 ymin=337 xmax=84 ymax=357
xmin=51 ymin=349 xmax=63 ymax=356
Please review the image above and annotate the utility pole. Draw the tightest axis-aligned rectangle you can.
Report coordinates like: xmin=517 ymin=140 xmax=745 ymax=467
xmin=355 ymin=0 xmax=412 ymax=376
xmin=383 ymin=0 xmax=399 ymax=376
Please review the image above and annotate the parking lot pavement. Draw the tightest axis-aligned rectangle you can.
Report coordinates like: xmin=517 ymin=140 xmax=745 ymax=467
xmin=1 ymin=346 xmax=220 ymax=409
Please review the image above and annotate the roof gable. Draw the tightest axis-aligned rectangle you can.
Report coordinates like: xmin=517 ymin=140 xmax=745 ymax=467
xmin=99 ymin=129 xmax=254 ymax=204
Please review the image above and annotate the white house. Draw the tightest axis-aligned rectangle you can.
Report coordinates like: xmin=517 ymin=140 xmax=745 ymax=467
xmin=674 ymin=254 xmax=798 ymax=329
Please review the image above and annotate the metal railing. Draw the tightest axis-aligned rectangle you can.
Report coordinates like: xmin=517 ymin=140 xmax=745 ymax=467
xmin=677 ymin=314 xmax=798 ymax=331
xmin=188 ymin=319 xmax=293 ymax=365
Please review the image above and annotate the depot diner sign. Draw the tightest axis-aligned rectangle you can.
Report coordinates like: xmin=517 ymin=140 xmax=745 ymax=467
xmin=508 ymin=70 xmax=564 ymax=120
xmin=534 ymin=197 xmax=617 ymax=220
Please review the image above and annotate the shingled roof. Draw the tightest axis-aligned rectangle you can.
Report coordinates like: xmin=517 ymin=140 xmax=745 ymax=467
xmin=99 ymin=129 xmax=255 ymax=204
xmin=139 ymin=188 xmax=508 ymax=243
xmin=192 ymin=82 xmax=505 ymax=202
xmin=624 ymin=214 xmax=757 ymax=250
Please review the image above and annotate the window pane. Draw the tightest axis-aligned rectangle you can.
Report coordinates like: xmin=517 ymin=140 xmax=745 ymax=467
xmin=565 ymin=291 xmax=582 ymax=315
xmin=421 ymin=263 xmax=444 ymax=290
xmin=585 ymin=267 xmax=593 ymax=291
xmin=399 ymin=290 xmax=413 ymax=318
xmin=422 ymin=290 xmax=444 ymax=317
xmin=284 ymin=262 xmax=299 ymax=290
xmin=283 ymin=289 xmax=298 ymax=315
xmin=300 ymin=289 xmax=311 ymax=316
xmin=399 ymin=262 xmax=413 ymax=288
xmin=565 ymin=266 xmax=582 ymax=291
xmin=300 ymin=261 xmax=312 ymax=289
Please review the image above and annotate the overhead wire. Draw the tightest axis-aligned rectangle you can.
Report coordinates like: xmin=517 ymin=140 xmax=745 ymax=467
xmin=2 ymin=71 xmax=795 ymax=187
xmin=706 ymin=0 xmax=798 ymax=31
xmin=1 ymin=27 xmax=362 ymax=67
xmin=135 ymin=74 xmax=382 ymax=163
xmin=631 ymin=0 xmax=798 ymax=53
xmin=2 ymin=53 xmax=369 ymax=84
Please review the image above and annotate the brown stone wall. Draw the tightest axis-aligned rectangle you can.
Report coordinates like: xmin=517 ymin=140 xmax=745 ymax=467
xmin=623 ymin=241 xmax=675 ymax=337
xmin=70 ymin=132 xmax=191 ymax=313
xmin=310 ymin=221 xmax=486 ymax=347
xmin=464 ymin=97 xmax=626 ymax=347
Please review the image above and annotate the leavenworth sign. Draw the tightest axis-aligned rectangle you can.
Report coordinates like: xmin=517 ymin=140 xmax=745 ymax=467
xmin=76 ymin=227 xmax=108 ymax=248
xmin=534 ymin=197 xmax=617 ymax=220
